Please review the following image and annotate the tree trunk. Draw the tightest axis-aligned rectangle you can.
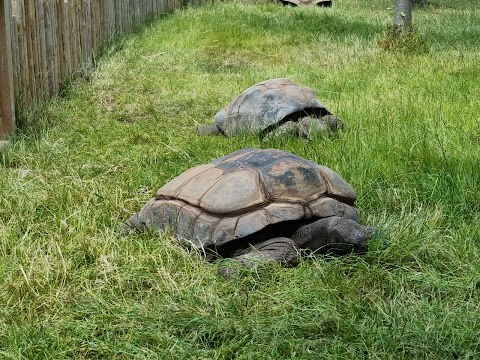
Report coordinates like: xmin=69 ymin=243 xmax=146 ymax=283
xmin=393 ymin=0 xmax=413 ymax=38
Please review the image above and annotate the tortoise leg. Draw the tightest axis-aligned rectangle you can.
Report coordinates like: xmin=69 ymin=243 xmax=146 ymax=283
xmin=232 ymin=237 xmax=300 ymax=266
xmin=196 ymin=124 xmax=222 ymax=135
xmin=293 ymin=216 xmax=374 ymax=255
xmin=219 ymin=237 xmax=299 ymax=278
xmin=297 ymin=115 xmax=344 ymax=140
xmin=262 ymin=121 xmax=298 ymax=142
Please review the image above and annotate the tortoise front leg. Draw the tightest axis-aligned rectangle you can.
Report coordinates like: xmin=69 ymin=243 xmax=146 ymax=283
xmin=262 ymin=121 xmax=298 ymax=142
xmin=231 ymin=237 xmax=300 ymax=266
xmin=293 ymin=216 xmax=374 ymax=255
xmin=219 ymin=237 xmax=299 ymax=278
xmin=297 ymin=115 xmax=344 ymax=140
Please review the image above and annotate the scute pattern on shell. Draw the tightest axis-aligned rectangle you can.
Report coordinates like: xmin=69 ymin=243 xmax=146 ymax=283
xmin=214 ymin=78 xmax=332 ymax=136
xmin=134 ymin=148 xmax=358 ymax=249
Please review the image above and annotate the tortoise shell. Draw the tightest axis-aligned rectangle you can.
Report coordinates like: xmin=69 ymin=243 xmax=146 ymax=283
xmin=214 ymin=78 xmax=332 ymax=136
xmin=131 ymin=148 xmax=359 ymax=250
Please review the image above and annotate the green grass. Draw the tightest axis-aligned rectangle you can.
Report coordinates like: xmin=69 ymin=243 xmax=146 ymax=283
xmin=1 ymin=0 xmax=479 ymax=358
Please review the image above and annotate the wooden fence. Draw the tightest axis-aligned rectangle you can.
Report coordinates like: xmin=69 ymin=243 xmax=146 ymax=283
xmin=0 ymin=0 xmax=204 ymax=140
xmin=1 ymin=1 xmax=15 ymax=140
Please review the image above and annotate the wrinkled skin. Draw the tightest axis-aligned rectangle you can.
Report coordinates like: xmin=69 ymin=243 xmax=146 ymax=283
xmin=293 ymin=216 xmax=374 ymax=255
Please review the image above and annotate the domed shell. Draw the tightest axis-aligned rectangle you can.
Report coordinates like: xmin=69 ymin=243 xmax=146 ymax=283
xmin=135 ymin=148 xmax=358 ymax=249
xmin=214 ymin=78 xmax=332 ymax=137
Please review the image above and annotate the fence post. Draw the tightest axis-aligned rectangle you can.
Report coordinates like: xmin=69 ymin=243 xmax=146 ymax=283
xmin=0 ymin=0 xmax=15 ymax=140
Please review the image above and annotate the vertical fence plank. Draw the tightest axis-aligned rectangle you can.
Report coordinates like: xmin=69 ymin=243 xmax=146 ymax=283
xmin=98 ymin=0 xmax=104 ymax=50
xmin=114 ymin=0 xmax=121 ymax=34
xmin=83 ymin=0 xmax=92 ymax=64
xmin=44 ymin=0 xmax=54 ymax=94
xmin=92 ymin=0 xmax=99 ymax=53
xmin=11 ymin=0 xmax=20 ymax=100
xmin=154 ymin=0 xmax=159 ymax=18
xmin=0 ymin=0 xmax=16 ymax=139
xmin=69 ymin=0 xmax=78 ymax=72
xmin=106 ymin=0 xmax=114 ymax=40
xmin=101 ymin=0 xmax=107 ymax=44
xmin=159 ymin=0 xmax=165 ymax=17
xmin=127 ymin=0 xmax=132 ymax=32
xmin=16 ymin=0 xmax=27 ymax=101
xmin=36 ymin=0 xmax=48 ymax=98
xmin=97 ymin=0 xmax=103 ymax=50
xmin=77 ymin=0 xmax=85 ymax=61
xmin=126 ymin=0 xmax=131 ymax=32
xmin=134 ymin=0 xmax=139 ymax=29
xmin=52 ymin=0 xmax=60 ymax=93
xmin=128 ymin=0 xmax=132 ymax=30
xmin=59 ymin=0 xmax=67 ymax=78
xmin=122 ymin=0 xmax=127 ymax=33
xmin=23 ymin=0 xmax=34 ymax=100
xmin=90 ymin=0 xmax=96 ymax=55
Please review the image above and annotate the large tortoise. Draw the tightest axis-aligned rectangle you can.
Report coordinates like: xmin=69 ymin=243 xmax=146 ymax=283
xmin=197 ymin=78 xmax=343 ymax=141
xmin=124 ymin=148 xmax=374 ymax=269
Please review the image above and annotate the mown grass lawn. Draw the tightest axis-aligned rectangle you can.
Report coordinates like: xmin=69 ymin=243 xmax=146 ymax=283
xmin=1 ymin=0 xmax=479 ymax=358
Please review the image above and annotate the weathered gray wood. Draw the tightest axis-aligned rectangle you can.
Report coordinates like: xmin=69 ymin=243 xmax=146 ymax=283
xmin=44 ymin=1 xmax=54 ymax=94
xmin=35 ymin=0 xmax=48 ymax=97
xmin=83 ymin=0 xmax=92 ymax=64
xmin=10 ymin=0 xmax=19 ymax=99
xmin=70 ymin=0 xmax=79 ymax=71
xmin=15 ymin=0 xmax=28 ymax=99
xmin=0 ymin=0 xmax=16 ymax=139
xmin=106 ymin=0 xmax=114 ymax=39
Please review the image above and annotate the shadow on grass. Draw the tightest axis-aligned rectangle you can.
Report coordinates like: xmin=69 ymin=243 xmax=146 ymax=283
xmin=238 ymin=7 xmax=382 ymax=43
xmin=427 ymin=27 xmax=480 ymax=51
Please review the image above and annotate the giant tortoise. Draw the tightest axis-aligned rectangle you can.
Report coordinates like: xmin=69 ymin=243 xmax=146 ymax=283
xmin=197 ymin=78 xmax=343 ymax=141
xmin=124 ymin=148 xmax=374 ymax=269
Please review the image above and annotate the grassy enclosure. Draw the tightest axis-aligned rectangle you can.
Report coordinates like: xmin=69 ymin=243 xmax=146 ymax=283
xmin=1 ymin=0 xmax=479 ymax=358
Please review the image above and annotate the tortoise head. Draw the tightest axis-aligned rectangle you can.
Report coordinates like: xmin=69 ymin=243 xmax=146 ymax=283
xmin=325 ymin=219 xmax=375 ymax=255
xmin=294 ymin=217 xmax=374 ymax=255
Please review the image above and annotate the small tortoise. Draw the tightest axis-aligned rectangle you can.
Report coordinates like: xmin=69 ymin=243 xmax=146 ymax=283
xmin=197 ymin=78 xmax=343 ymax=141
xmin=278 ymin=0 xmax=332 ymax=6
xmin=124 ymin=148 xmax=374 ymax=269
